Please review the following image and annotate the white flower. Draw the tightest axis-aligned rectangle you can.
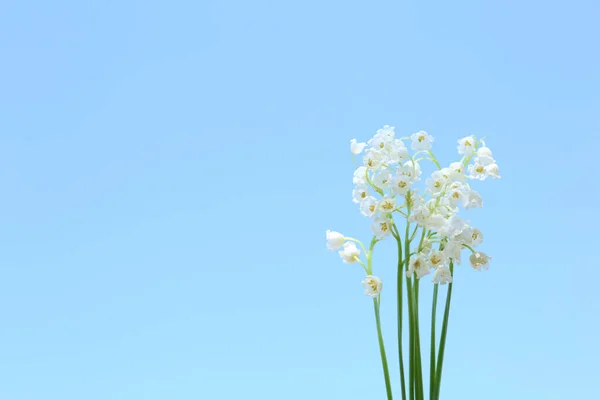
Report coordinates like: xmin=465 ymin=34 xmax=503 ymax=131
xmin=390 ymin=174 xmax=411 ymax=196
xmin=438 ymin=215 xmax=467 ymax=239
xmin=372 ymin=170 xmax=393 ymax=190
xmin=387 ymin=139 xmax=409 ymax=164
xmin=350 ymin=139 xmax=367 ymax=155
xmin=410 ymin=130 xmax=434 ymax=151
xmin=362 ymin=275 xmax=383 ymax=298
xmin=443 ymin=239 xmax=462 ymax=264
xmin=448 ymin=162 xmax=466 ymax=182
xmin=424 ymin=214 xmax=446 ymax=230
xmin=407 ymin=254 xmax=431 ymax=278
xmin=368 ymin=125 xmax=396 ymax=150
xmin=432 ymin=266 xmax=453 ymax=285
xmin=469 ymin=251 xmax=491 ymax=271
xmin=360 ymin=196 xmax=378 ymax=217
xmin=339 ymin=242 xmax=361 ymax=263
xmin=468 ymin=162 xmax=487 ymax=180
xmin=400 ymin=160 xmax=422 ymax=182
xmin=377 ymin=196 xmax=397 ymax=213
xmin=410 ymin=204 xmax=431 ymax=226
xmin=459 ymin=226 xmax=483 ymax=246
xmin=326 ymin=230 xmax=345 ymax=251
xmin=353 ymin=166 xmax=368 ymax=185
xmin=485 ymin=163 xmax=501 ymax=179
xmin=445 ymin=181 xmax=468 ymax=208
xmin=371 ymin=216 xmax=392 ymax=238
xmin=475 ymin=146 xmax=494 ymax=166
xmin=426 ymin=170 xmax=450 ymax=195
xmin=457 ymin=136 xmax=476 ymax=155
xmin=363 ymin=148 xmax=386 ymax=170
xmin=428 ymin=250 xmax=447 ymax=268
xmin=352 ymin=185 xmax=370 ymax=204
xmin=464 ymin=189 xmax=483 ymax=209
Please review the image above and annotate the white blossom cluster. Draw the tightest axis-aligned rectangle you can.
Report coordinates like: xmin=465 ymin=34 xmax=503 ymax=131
xmin=327 ymin=125 xmax=500 ymax=297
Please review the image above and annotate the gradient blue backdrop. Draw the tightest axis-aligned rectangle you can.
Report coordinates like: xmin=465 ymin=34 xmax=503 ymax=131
xmin=1 ymin=1 xmax=599 ymax=399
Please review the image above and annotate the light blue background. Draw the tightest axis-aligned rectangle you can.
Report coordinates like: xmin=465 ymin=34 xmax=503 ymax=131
xmin=1 ymin=1 xmax=598 ymax=399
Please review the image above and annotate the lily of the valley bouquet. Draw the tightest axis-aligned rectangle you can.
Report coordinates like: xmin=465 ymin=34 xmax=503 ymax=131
xmin=326 ymin=127 xmax=499 ymax=400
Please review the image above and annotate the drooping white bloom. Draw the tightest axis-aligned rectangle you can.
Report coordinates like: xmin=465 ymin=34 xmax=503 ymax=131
xmin=326 ymin=230 xmax=345 ymax=251
xmin=464 ymin=189 xmax=483 ymax=209
xmin=391 ymin=174 xmax=411 ymax=196
xmin=372 ymin=170 xmax=393 ymax=190
xmin=469 ymin=251 xmax=491 ymax=271
xmin=362 ymin=275 xmax=383 ymax=298
xmin=458 ymin=226 xmax=483 ymax=246
xmin=410 ymin=130 xmax=434 ymax=151
xmin=371 ymin=216 xmax=392 ymax=238
xmin=387 ymin=139 xmax=409 ymax=164
xmin=350 ymin=139 xmax=367 ymax=155
xmin=353 ymin=166 xmax=368 ymax=185
xmin=424 ymin=213 xmax=446 ymax=230
xmin=377 ymin=196 xmax=397 ymax=213
xmin=426 ymin=170 xmax=450 ymax=196
xmin=368 ymin=125 xmax=395 ymax=150
xmin=485 ymin=163 xmax=501 ymax=179
xmin=443 ymin=239 xmax=463 ymax=264
xmin=448 ymin=162 xmax=466 ymax=182
xmin=407 ymin=254 xmax=431 ymax=278
xmin=352 ymin=185 xmax=370 ymax=204
xmin=432 ymin=266 xmax=453 ymax=285
xmin=363 ymin=148 xmax=386 ymax=170
xmin=438 ymin=214 xmax=467 ymax=239
xmin=457 ymin=136 xmax=476 ymax=155
xmin=339 ymin=242 xmax=361 ymax=263
xmin=428 ymin=250 xmax=447 ymax=269
xmin=359 ymin=196 xmax=378 ymax=217
xmin=410 ymin=204 xmax=431 ymax=226
xmin=444 ymin=181 xmax=469 ymax=208
xmin=475 ymin=146 xmax=494 ymax=166
xmin=400 ymin=160 xmax=422 ymax=182
xmin=468 ymin=162 xmax=487 ymax=180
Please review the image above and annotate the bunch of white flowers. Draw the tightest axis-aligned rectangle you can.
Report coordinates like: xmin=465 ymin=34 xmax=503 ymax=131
xmin=325 ymin=125 xmax=500 ymax=400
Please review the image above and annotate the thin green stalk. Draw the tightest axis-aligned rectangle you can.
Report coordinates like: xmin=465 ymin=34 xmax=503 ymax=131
xmin=406 ymin=275 xmax=415 ymax=400
xmin=374 ymin=297 xmax=394 ymax=400
xmin=434 ymin=262 xmax=454 ymax=400
xmin=430 ymin=284 xmax=439 ymax=400
xmin=396 ymin=235 xmax=407 ymax=400
xmin=414 ymin=277 xmax=424 ymax=400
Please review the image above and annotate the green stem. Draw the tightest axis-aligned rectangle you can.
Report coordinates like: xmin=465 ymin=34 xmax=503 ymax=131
xmin=396 ymin=236 xmax=407 ymax=400
xmin=414 ymin=277 xmax=424 ymax=400
xmin=374 ymin=297 xmax=394 ymax=400
xmin=434 ymin=262 xmax=454 ymax=400
xmin=406 ymin=275 xmax=415 ymax=400
xmin=430 ymin=284 xmax=439 ymax=400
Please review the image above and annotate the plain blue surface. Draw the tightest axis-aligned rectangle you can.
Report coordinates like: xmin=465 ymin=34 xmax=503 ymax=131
xmin=1 ymin=1 xmax=599 ymax=399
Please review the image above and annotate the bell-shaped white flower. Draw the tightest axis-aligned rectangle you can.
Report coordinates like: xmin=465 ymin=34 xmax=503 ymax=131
xmin=363 ymin=148 xmax=386 ymax=170
xmin=485 ymin=163 xmax=501 ymax=179
xmin=362 ymin=275 xmax=383 ymax=298
xmin=438 ymin=215 xmax=467 ymax=239
xmin=410 ymin=204 xmax=431 ymax=227
xmin=390 ymin=174 xmax=411 ymax=196
xmin=428 ymin=250 xmax=448 ymax=269
xmin=448 ymin=162 xmax=466 ymax=182
xmin=326 ymin=230 xmax=345 ymax=251
xmin=407 ymin=254 xmax=431 ymax=278
xmin=339 ymin=242 xmax=361 ymax=263
xmin=387 ymin=139 xmax=409 ymax=164
xmin=400 ymin=160 xmax=422 ymax=183
xmin=360 ymin=196 xmax=378 ymax=217
xmin=371 ymin=216 xmax=392 ymax=238
xmin=475 ymin=146 xmax=495 ymax=166
xmin=353 ymin=166 xmax=368 ymax=185
xmin=352 ymin=185 xmax=370 ymax=204
xmin=410 ymin=130 xmax=434 ymax=151
xmin=424 ymin=214 xmax=446 ymax=230
xmin=372 ymin=170 xmax=393 ymax=190
xmin=469 ymin=251 xmax=492 ymax=271
xmin=377 ymin=196 xmax=397 ymax=213
xmin=457 ymin=136 xmax=476 ymax=155
xmin=368 ymin=125 xmax=396 ymax=150
xmin=446 ymin=181 xmax=468 ymax=208
xmin=468 ymin=163 xmax=487 ymax=180
xmin=426 ymin=170 xmax=450 ymax=196
xmin=350 ymin=139 xmax=367 ymax=155
xmin=443 ymin=239 xmax=463 ymax=264
xmin=464 ymin=189 xmax=483 ymax=209
xmin=432 ymin=266 xmax=453 ymax=285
